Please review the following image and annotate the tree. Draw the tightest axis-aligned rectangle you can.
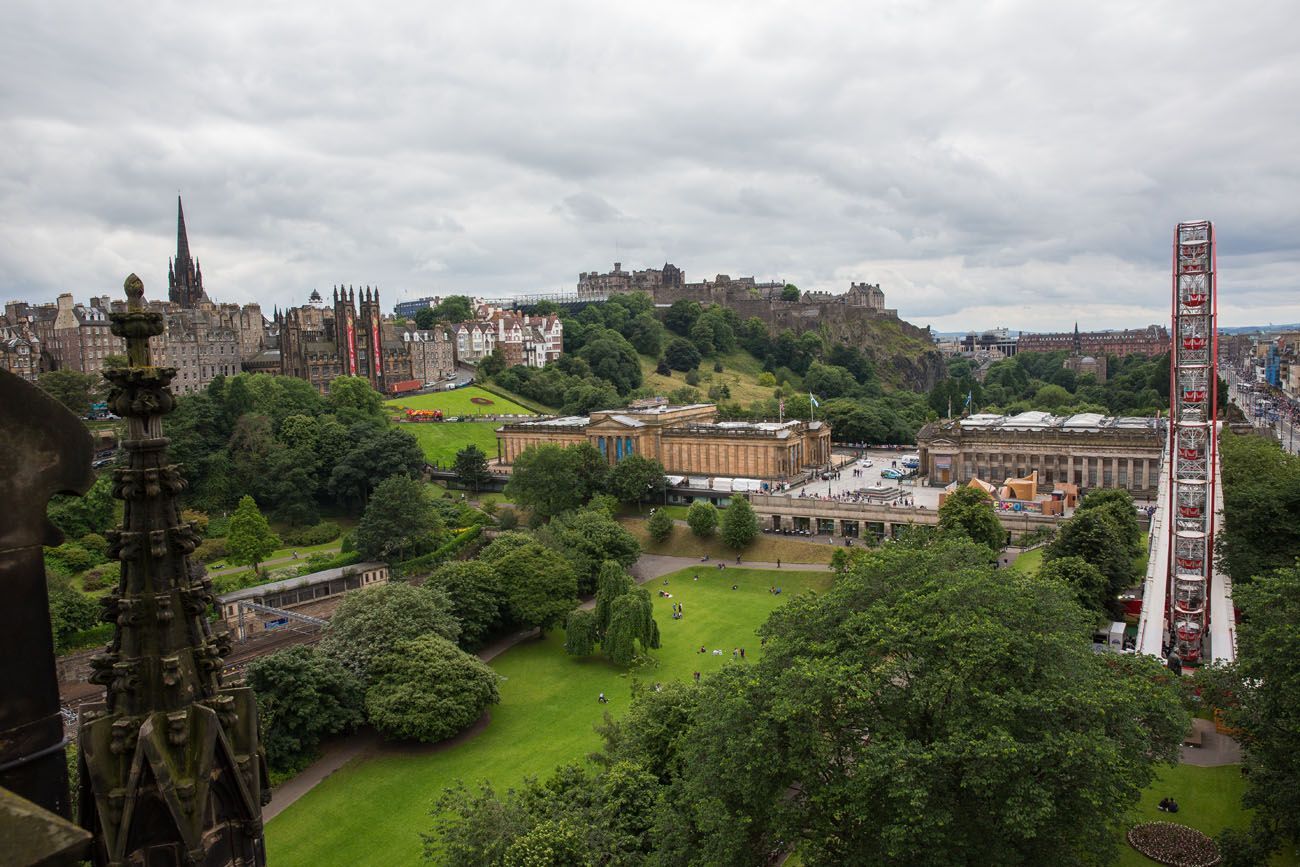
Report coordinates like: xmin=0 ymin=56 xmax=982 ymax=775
xmin=355 ymin=475 xmax=442 ymax=561
xmin=327 ymin=375 xmax=385 ymax=423
xmin=1037 ymin=555 xmax=1110 ymax=618
xmin=603 ymin=590 xmax=658 ymax=666
xmin=664 ymin=299 xmax=702 ymax=336
xmin=47 ymin=473 xmax=115 ymax=539
xmin=493 ymin=542 xmax=579 ymax=635
xmin=318 ymin=582 xmax=461 ymax=682
xmin=38 ymin=369 xmax=99 ymax=416
xmin=454 ymin=444 xmax=493 ymax=492
xmin=655 ymin=539 xmax=1188 ymax=865
xmin=246 ymin=645 xmax=364 ymax=771
xmin=427 ymin=561 xmax=506 ymax=650
xmin=720 ymin=495 xmax=758 ymax=550
xmin=577 ymin=330 xmax=643 ymax=395
xmin=937 ymin=486 xmax=1004 ymax=551
xmin=1045 ymin=507 xmax=1137 ymax=601
xmin=48 ymin=582 xmax=100 ymax=652
xmin=607 ymin=455 xmax=666 ymax=506
xmin=539 ymin=508 xmax=641 ymax=595
xmin=647 ymin=508 xmax=674 ymax=543
xmin=780 ymin=283 xmax=801 ymax=302
xmin=1203 ymin=565 xmax=1300 ymax=861
xmin=1218 ymin=429 xmax=1300 ymax=584
xmin=414 ymin=306 xmax=437 ymax=330
xmin=1074 ymin=488 xmax=1141 ymax=557
xmin=686 ymin=501 xmax=717 ymax=538
xmin=432 ymin=295 xmax=475 ymax=323
xmin=365 ymin=634 xmax=501 ymax=742
xmin=477 ymin=347 xmax=507 ymax=380
xmin=226 ymin=495 xmax=280 ymax=574
xmin=506 ymin=444 xmax=608 ymax=519
xmin=564 ymin=608 xmax=598 ymax=657
xmin=663 ymin=337 xmax=701 ymax=372
xmin=328 ymin=426 xmax=426 ymax=508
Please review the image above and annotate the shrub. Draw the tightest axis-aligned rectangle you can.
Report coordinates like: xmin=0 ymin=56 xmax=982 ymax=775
xmin=194 ymin=538 xmax=228 ymax=563
xmin=281 ymin=521 xmax=343 ymax=547
xmin=497 ymin=508 xmax=519 ymax=530
xmin=647 ymin=509 xmax=674 ymax=543
xmin=684 ymin=370 xmax=700 ymax=386
xmin=181 ymin=509 xmax=210 ymax=536
xmin=78 ymin=533 xmax=109 ymax=558
xmin=46 ymin=542 xmax=95 ymax=574
xmin=81 ymin=566 xmax=115 ymax=592
xmin=713 ymin=360 xmax=723 ymax=373
xmin=686 ymin=501 xmax=718 ymax=538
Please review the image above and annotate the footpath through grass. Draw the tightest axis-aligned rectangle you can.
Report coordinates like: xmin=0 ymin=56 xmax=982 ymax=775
xmin=265 ymin=566 xmax=831 ymax=867
xmin=384 ymin=385 xmax=534 ymax=417
xmin=622 ymin=519 xmax=836 ymax=565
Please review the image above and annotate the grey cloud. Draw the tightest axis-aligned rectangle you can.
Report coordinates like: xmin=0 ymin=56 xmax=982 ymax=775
xmin=0 ymin=0 xmax=1297 ymax=329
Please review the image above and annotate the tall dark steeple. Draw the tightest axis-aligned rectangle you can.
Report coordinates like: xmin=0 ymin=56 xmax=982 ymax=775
xmin=168 ymin=197 xmax=210 ymax=308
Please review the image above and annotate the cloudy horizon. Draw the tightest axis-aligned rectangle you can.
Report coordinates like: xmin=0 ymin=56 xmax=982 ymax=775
xmin=2 ymin=0 xmax=1297 ymax=331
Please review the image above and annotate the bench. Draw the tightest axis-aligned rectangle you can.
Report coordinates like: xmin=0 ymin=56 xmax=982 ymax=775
xmin=1182 ymin=727 xmax=1204 ymax=748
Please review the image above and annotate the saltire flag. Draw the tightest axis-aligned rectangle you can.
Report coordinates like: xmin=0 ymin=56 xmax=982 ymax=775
xmin=809 ymin=393 xmax=820 ymax=408
xmin=965 ymin=390 xmax=973 ymax=408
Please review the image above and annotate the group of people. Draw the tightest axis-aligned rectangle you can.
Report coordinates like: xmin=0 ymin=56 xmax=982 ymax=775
xmin=670 ymin=602 xmax=684 ymax=620
xmin=1157 ymin=797 xmax=1181 ymax=813
xmin=768 ymin=585 xmax=783 ymax=595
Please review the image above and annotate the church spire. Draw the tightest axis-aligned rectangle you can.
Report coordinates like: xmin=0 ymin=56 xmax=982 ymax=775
xmin=176 ymin=195 xmax=191 ymax=271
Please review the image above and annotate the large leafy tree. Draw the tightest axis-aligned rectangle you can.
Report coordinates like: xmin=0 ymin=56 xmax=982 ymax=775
xmin=937 ymin=485 xmax=1004 ymax=551
xmin=328 ymin=426 xmax=425 ymax=508
xmin=686 ymin=501 xmax=717 ymax=538
xmin=1037 ymin=555 xmax=1110 ymax=619
xmin=654 ymin=539 xmax=1188 ymax=865
xmin=426 ymin=561 xmax=506 ymax=650
xmin=365 ymin=634 xmax=501 ymax=743
xmin=47 ymin=473 xmax=115 ymax=539
xmin=318 ymin=582 xmax=461 ymax=682
xmin=492 ymin=542 xmax=579 ymax=636
xmin=1218 ymin=428 xmax=1300 ymax=584
xmin=603 ymin=590 xmax=658 ymax=666
xmin=663 ymin=337 xmax=702 ymax=372
xmin=720 ymin=495 xmax=758 ymax=550
xmin=355 ymin=475 xmax=442 ymax=561
xmin=647 ymin=508 xmax=674 ymax=543
xmin=1044 ymin=507 xmax=1137 ymax=600
xmin=576 ymin=329 xmax=642 ymax=394
xmin=505 ymin=443 xmax=608 ymax=519
xmin=453 ymin=444 xmax=493 ymax=492
xmin=226 ymin=495 xmax=280 ymax=574
xmin=327 ymin=375 xmax=385 ymax=424
xmin=246 ymin=645 xmax=364 ymax=771
xmin=539 ymin=508 xmax=640 ymax=595
xmin=38 ymin=368 xmax=100 ymax=416
xmin=1203 ymin=565 xmax=1300 ymax=861
xmin=607 ymin=455 xmax=666 ymax=507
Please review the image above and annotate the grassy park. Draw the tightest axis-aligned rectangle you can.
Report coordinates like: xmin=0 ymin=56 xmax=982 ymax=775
xmin=399 ymin=420 xmax=501 ymax=465
xmin=264 ymin=565 xmax=831 ymax=867
xmin=384 ymin=385 xmax=534 ymax=417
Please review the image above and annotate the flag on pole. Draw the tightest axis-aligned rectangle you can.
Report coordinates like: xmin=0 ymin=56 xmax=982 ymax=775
xmin=965 ymin=390 xmax=973 ymax=408
xmin=809 ymin=393 xmax=820 ymax=408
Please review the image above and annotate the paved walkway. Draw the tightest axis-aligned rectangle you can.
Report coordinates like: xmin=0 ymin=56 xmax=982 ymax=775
xmin=207 ymin=546 xmax=341 ymax=578
xmin=263 ymin=551 xmax=830 ymax=821
xmin=1180 ymin=717 xmax=1242 ymax=767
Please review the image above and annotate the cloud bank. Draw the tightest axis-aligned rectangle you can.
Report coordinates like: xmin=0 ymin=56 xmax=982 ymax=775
xmin=1 ymin=0 xmax=1297 ymax=330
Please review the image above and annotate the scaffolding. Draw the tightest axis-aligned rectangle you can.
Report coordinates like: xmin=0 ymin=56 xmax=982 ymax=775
xmin=1167 ymin=220 xmax=1217 ymax=664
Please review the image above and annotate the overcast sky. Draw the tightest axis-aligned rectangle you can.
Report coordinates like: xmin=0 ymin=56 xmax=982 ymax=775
xmin=2 ymin=1 xmax=1297 ymax=331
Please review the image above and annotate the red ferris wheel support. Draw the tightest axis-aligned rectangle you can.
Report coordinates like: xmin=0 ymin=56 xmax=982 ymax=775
xmin=1167 ymin=220 xmax=1218 ymax=664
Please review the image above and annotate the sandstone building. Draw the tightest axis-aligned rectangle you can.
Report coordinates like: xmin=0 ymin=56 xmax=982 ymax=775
xmin=496 ymin=401 xmax=832 ymax=480
xmin=1017 ymin=324 xmax=1169 ymax=358
xmin=916 ymin=411 xmax=1164 ymax=496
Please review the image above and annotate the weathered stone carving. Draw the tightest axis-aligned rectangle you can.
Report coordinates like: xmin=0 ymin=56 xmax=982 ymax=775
xmin=77 ymin=275 xmax=267 ymax=866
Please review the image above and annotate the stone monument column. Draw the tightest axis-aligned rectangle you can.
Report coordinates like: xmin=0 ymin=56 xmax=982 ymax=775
xmin=77 ymin=275 xmax=267 ymax=866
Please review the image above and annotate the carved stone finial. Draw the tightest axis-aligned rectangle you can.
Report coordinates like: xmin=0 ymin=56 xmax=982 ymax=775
xmin=124 ymin=273 xmax=145 ymax=312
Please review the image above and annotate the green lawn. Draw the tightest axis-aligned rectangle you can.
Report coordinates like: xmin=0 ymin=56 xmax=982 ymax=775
xmin=399 ymin=420 xmax=501 ymax=466
xmin=385 ymin=386 xmax=534 ymax=417
xmin=265 ymin=566 xmax=832 ymax=867
xmin=1118 ymin=764 xmax=1299 ymax=866
xmin=1010 ymin=546 xmax=1045 ymax=574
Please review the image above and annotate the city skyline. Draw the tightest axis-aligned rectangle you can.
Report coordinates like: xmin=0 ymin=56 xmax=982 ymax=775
xmin=2 ymin=1 xmax=1297 ymax=331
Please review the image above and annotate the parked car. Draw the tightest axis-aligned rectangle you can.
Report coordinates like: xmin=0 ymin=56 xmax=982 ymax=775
xmin=881 ymin=468 xmax=904 ymax=480
xmin=859 ymin=459 xmax=873 ymax=468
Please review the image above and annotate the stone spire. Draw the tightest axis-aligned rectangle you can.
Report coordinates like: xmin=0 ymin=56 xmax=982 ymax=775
xmin=168 ymin=197 xmax=208 ymax=308
xmin=176 ymin=197 xmax=191 ymax=272
xmin=77 ymin=274 xmax=267 ymax=865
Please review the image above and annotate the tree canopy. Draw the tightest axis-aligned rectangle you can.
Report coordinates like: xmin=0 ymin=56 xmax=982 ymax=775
xmin=453 ymin=443 xmax=493 ymax=492
xmin=686 ymin=501 xmax=717 ymax=538
xmin=354 ymin=474 xmax=443 ymax=562
xmin=505 ymin=443 xmax=608 ymax=519
xmin=38 ymin=368 xmax=101 ymax=416
xmin=246 ymin=645 xmax=364 ymax=771
xmin=937 ymin=485 xmax=1004 ymax=551
xmin=365 ymin=634 xmax=501 ymax=742
xmin=720 ymin=495 xmax=758 ymax=549
xmin=1218 ymin=428 xmax=1300 ymax=584
xmin=318 ymin=582 xmax=461 ymax=682
xmin=492 ymin=542 xmax=579 ymax=635
xmin=539 ymin=507 xmax=640 ymax=595
xmin=226 ymin=495 xmax=280 ymax=572
xmin=607 ymin=455 xmax=666 ymax=506
xmin=426 ymin=560 xmax=507 ymax=650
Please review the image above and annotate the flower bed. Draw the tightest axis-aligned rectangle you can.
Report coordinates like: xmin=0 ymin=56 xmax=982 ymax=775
xmin=1127 ymin=822 xmax=1221 ymax=867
